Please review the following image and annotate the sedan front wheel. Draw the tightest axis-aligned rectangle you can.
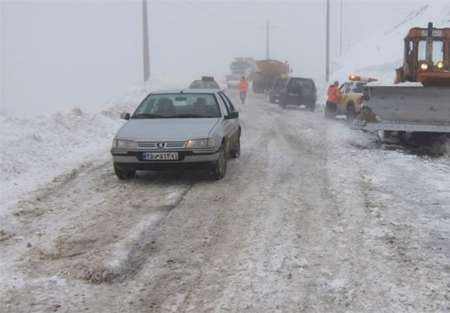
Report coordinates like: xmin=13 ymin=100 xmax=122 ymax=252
xmin=113 ymin=163 xmax=136 ymax=180
xmin=230 ymin=136 xmax=241 ymax=158
xmin=211 ymin=146 xmax=227 ymax=180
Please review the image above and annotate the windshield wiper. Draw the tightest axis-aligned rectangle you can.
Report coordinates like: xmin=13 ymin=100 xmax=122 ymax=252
xmin=172 ymin=114 xmax=217 ymax=118
xmin=132 ymin=113 xmax=218 ymax=119
xmin=132 ymin=113 xmax=168 ymax=119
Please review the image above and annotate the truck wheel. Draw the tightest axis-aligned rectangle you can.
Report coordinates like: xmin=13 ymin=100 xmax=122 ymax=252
xmin=114 ymin=163 xmax=135 ymax=180
xmin=211 ymin=146 xmax=227 ymax=180
xmin=346 ymin=103 xmax=356 ymax=121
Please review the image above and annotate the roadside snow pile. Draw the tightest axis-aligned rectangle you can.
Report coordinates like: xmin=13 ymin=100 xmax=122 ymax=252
xmin=0 ymin=109 xmax=122 ymax=208
xmin=333 ymin=2 xmax=450 ymax=82
xmin=0 ymin=79 xmax=176 ymax=214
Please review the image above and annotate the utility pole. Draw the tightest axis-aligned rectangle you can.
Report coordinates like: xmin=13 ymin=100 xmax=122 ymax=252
xmin=325 ymin=0 xmax=330 ymax=83
xmin=266 ymin=19 xmax=270 ymax=59
xmin=142 ymin=0 xmax=150 ymax=82
xmin=339 ymin=0 xmax=343 ymax=56
xmin=0 ymin=2 xmax=5 ymax=110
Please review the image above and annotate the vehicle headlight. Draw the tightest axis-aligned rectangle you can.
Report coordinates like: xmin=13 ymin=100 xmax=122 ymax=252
xmin=436 ymin=61 xmax=444 ymax=69
xmin=420 ymin=63 xmax=429 ymax=71
xmin=185 ymin=138 xmax=217 ymax=149
xmin=113 ymin=139 xmax=137 ymax=150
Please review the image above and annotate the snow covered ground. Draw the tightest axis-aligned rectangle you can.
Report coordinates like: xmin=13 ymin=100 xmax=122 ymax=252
xmin=2 ymin=1 xmax=448 ymax=214
xmin=0 ymin=109 xmax=122 ymax=209
xmin=0 ymin=79 xmax=177 ymax=217
xmin=1 ymin=3 xmax=449 ymax=312
xmin=0 ymin=93 xmax=448 ymax=313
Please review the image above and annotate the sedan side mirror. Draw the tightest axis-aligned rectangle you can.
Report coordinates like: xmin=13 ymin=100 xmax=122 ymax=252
xmin=225 ymin=111 xmax=239 ymax=120
xmin=120 ymin=112 xmax=130 ymax=120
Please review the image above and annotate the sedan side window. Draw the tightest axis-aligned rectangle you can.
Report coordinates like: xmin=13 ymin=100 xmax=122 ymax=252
xmin=216 ymin=93 xmax=231 ymax=115
xmin=220 ymin=92 xmax=236 ymax=112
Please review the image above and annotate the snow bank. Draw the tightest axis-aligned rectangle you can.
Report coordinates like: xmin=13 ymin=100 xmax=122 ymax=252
xmin=333 ymin=2 xmax=450 ymax=83
xmin=0 ymin=109 xmax=121 ymax=205
xmin=0 ymin=79 xmax=175 ymax=215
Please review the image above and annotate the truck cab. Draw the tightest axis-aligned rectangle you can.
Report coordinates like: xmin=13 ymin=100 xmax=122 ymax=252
xmin=396 ymin=23 xmax=450 ymax=86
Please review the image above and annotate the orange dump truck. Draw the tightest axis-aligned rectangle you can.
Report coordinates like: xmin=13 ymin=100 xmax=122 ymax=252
xmin=252 ymin=59 xmax=290 ymax=94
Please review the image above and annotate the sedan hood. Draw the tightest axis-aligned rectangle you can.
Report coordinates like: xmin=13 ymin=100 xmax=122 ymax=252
xmin=117 ymin=118 xmax=220 ymax=141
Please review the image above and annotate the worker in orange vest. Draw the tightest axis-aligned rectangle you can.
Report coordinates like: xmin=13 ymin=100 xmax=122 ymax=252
xmin=239 ymin=76 xmax=249 ymax=104
xmin=325 ymin=81 xmax=341 ymax=118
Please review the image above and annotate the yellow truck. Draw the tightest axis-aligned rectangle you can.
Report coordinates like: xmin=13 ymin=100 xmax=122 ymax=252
xmin=357 ymin=24 xmax=450 ymax=135
xmin=337 ymin=75 xmax=377 ymax=120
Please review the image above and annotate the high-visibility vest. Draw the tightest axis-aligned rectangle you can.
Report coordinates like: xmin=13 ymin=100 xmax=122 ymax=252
xmin=239 ymin=80 xmax=249 ymax=92
xmin=327 ymin=85 xmax=341 ymax=103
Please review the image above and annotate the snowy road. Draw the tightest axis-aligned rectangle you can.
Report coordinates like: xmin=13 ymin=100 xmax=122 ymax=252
xmin=1 ymin=93 xmax=449 ymax=313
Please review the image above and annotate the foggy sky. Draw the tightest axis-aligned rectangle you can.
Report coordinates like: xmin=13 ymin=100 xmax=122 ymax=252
xmin=0 ymin=0 xmax=429 ymax=115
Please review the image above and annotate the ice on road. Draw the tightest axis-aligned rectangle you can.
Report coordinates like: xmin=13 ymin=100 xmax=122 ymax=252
xmin=0 ymin=93 xmax=449 ymax=313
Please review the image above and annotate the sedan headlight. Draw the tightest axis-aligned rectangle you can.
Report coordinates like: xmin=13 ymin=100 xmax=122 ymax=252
xmin=436 ymin=61 xmax=444 ymax=69
xmin=185 ymin=138 xmax=217 ymax=149
xmin=113 ymin=139 xmax=138 ymax=150
xmin=420 ymin=62 xmax=429 ymax=71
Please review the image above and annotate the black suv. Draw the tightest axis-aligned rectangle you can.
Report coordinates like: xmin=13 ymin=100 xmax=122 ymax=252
xmin=269 ymin=77 xmax=316 ymax=111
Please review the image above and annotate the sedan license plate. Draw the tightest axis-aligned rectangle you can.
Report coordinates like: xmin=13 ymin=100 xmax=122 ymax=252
xmin=142 ymin=152 xmax=179 ymax=161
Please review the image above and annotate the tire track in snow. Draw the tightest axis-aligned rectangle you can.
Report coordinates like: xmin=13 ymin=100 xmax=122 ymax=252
xmin=88 ymin=184 xmax=194 ymax=284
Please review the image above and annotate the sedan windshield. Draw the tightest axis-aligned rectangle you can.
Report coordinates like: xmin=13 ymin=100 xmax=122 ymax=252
xmin=132 ymin=94 xmax=221 ymax=119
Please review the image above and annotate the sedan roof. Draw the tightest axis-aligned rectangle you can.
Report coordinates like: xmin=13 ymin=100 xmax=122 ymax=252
xmin=150 ymin=89 xmax=220 ymax=95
